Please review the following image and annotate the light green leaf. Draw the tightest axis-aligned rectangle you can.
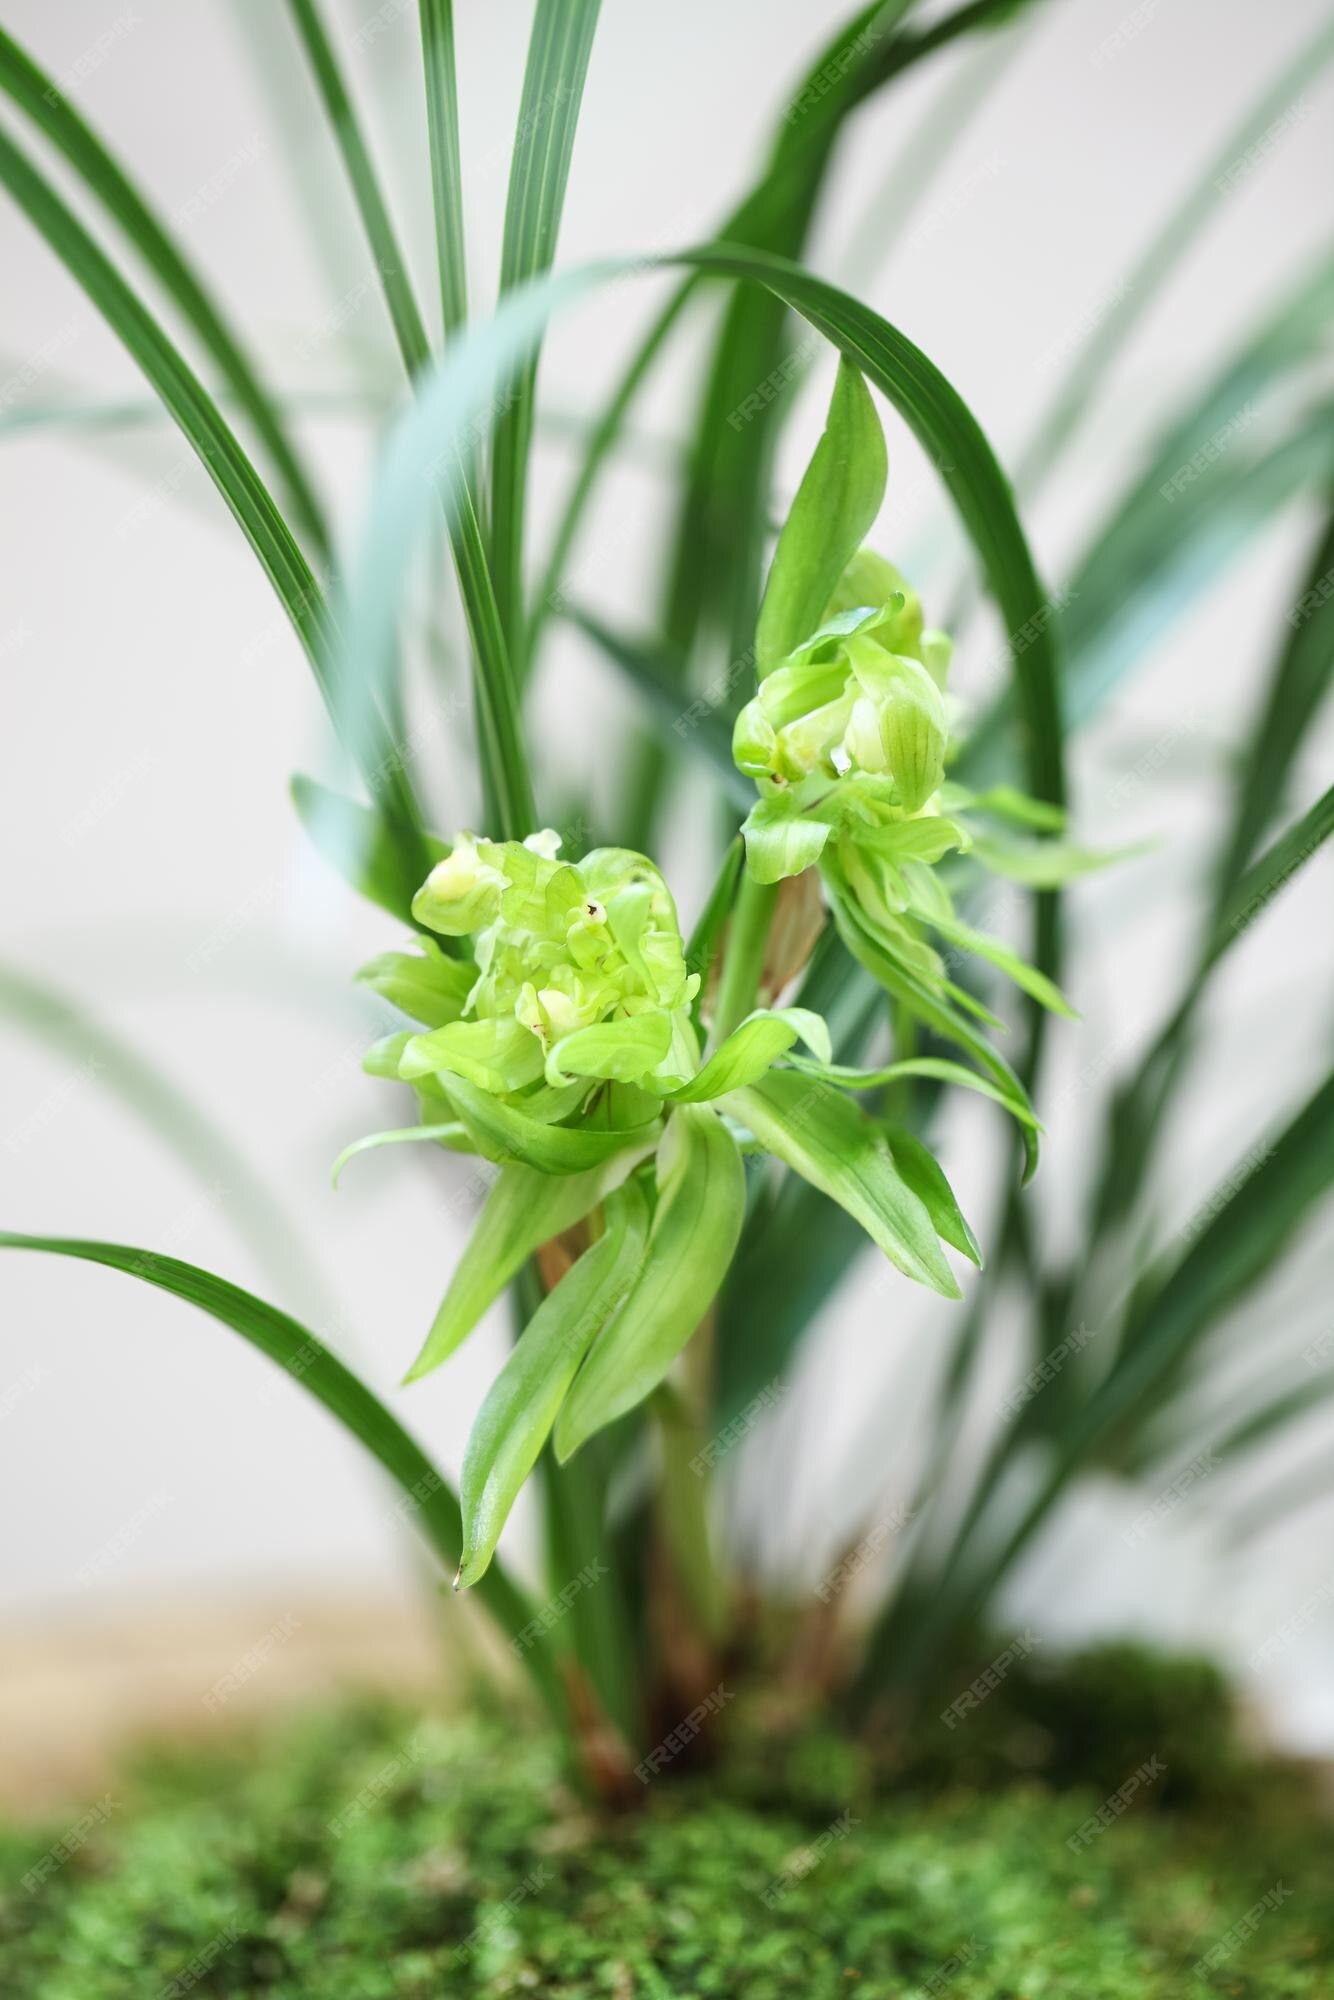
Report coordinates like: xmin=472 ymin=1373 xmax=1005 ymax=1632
xmin=405 ymin=1149 xmax=650 ymax=1382
xmin=786 ymin=1052 xmax=1042 ymax=1135
xmin=969 ymin=831 xmax=1142 ymax=887
xmin=756 ymin=359 xmax=888 ymax=677
xmin=827 ymin=884 xmax=1041 ymax=1180
xmin=458 ymin=1181 xmax=649 ymax=1587
xmin=665 ymin=1008 xmax=832 ymax=1104
xmin=0 ymin=22 xmax=330 ymax=554
xmin=331 ymin=1119 xmax=470 ymax=1187
xmin=923 ymin=911 xmax=1077 ymax=1020
xmin=555 ymin=1109 xmax=746 ymax=1457
xmin=437 ymin=1073 xmax=661 ymax=1175
xmin=295 ymin=776 xmax=447 ymax=927
xmin=721 ymin=1070 xmax=961 ymax=1299
xmin=740 ymin=796 xmax=831 ymax=883
xmin=940 ymin=782 xmax=1066 ymax=832
xmin=881 ymin=1122 xmax=981 ymax=1268
xmin=0 ymin=118 xmax=427 ymax=872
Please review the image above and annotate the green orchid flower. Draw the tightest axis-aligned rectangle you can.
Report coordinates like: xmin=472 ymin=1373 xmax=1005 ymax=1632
xmin=339 ymin=820 xmax=989 ymax=1585
xmin=726 ymin=362 xmax=1139 ymax=1161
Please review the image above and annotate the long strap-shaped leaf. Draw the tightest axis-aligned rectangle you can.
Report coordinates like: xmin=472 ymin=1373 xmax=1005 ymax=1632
xmin=491 ymin=0 xmax=602 ymax=660
xmin=528 ymin=0 xmax=1040 ymax=664
xmin=0 ymin=23 xmax=329 ymax=557
xmin=419 ymin=0 xmax=468 ymax=337
xmin=0 ymin=963 xmax=334 ymax=1323
xmin=285 ymin=0 xmax=432 ymax=370
xmin=861 ymin=1068 xmax=1334 ymax=1696
xmin=0 ymin=1233 xmax=566 ymax=1725
xmin=0 ymin=121 xmax=426 ymax=875
xmin=286 ymin=0 xmax=534 ymax=839
xmin=337 ymin=246 xmax=1065 ymax=836
xmin=529 ymin=0 xmax=1042 ymax=655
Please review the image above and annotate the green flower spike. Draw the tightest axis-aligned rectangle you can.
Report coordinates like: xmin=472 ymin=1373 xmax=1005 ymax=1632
xmin=726 ymin=361 xmax=1133 ymax=1183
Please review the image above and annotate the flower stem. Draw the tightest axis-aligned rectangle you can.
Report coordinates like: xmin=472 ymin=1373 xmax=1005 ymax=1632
xmin=711 ymin=870 xmax=779 ymax=1047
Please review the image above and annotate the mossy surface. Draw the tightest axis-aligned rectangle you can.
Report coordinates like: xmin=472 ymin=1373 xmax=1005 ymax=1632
xmin=1 ymin=1647 xmax=1329 ymax=1998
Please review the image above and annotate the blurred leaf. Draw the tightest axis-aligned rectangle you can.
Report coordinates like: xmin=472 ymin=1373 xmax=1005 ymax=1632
xmin=1013 ymin=16 xmax=1334 ymax=496
xmin=967 ymin=832 xmax=1141 ymax=886
xmin=491 ymin=0 xmax=603 ymax=657
xmin=0 ymin=962 xmax=332 ymax=1319
xmin=0 ymin=121 xmax=427 ymax=870
xmin=564 ymin=604 xmax=751 ymax=803
xmin=1208 ymin=507 xmax=1334 ymax=909
xmin=871 ymin=1070 xmax=1334 ymax=1692
xmin=293 ymin=774 xmax=445 ymax=923
xmin=0 ymin=22 xmax=329 ymax=553
xmin=1204 ymin=780 xmax=1334 ymax=975
xmin=419 ymin=0 xmax=468 ymax=336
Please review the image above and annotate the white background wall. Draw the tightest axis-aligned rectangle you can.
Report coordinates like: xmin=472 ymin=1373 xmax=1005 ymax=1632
xmin=2 ymin=1 xmax=1331 ymax=1744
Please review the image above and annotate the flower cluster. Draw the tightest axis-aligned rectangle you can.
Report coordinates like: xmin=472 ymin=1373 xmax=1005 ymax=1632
xmin=732 ymin=527 xmax=1086 ymax=1057
xmin=734 ymin=549 xmax=952 ymax=807
xmin=360 ymin=830 xmax=701 ymax=1106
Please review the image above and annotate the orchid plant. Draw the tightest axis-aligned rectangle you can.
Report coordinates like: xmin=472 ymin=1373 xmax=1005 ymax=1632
xmin=2 ymin=0 xmax=1329 ymax=1799
xmin=343 ymin=364 xmax=1111 ymax=1600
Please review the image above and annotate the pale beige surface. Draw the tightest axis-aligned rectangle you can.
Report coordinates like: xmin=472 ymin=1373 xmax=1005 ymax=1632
xmin=0 ymin=1593 xmax=458 ymax=1815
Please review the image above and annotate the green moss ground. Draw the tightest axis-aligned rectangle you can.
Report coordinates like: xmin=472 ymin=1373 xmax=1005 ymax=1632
xmin=2 ymin=1647 xmax=1330 ymax=1998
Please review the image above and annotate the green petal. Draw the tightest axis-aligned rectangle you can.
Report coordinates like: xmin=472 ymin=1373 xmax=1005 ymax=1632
xmin=399 ymin=1016 xmax=545 ymax=1094
xmin=547 ymin=1011 xmax=675 ymax=1086
xmin=741 ymin=796 xmax=831 ymax=884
